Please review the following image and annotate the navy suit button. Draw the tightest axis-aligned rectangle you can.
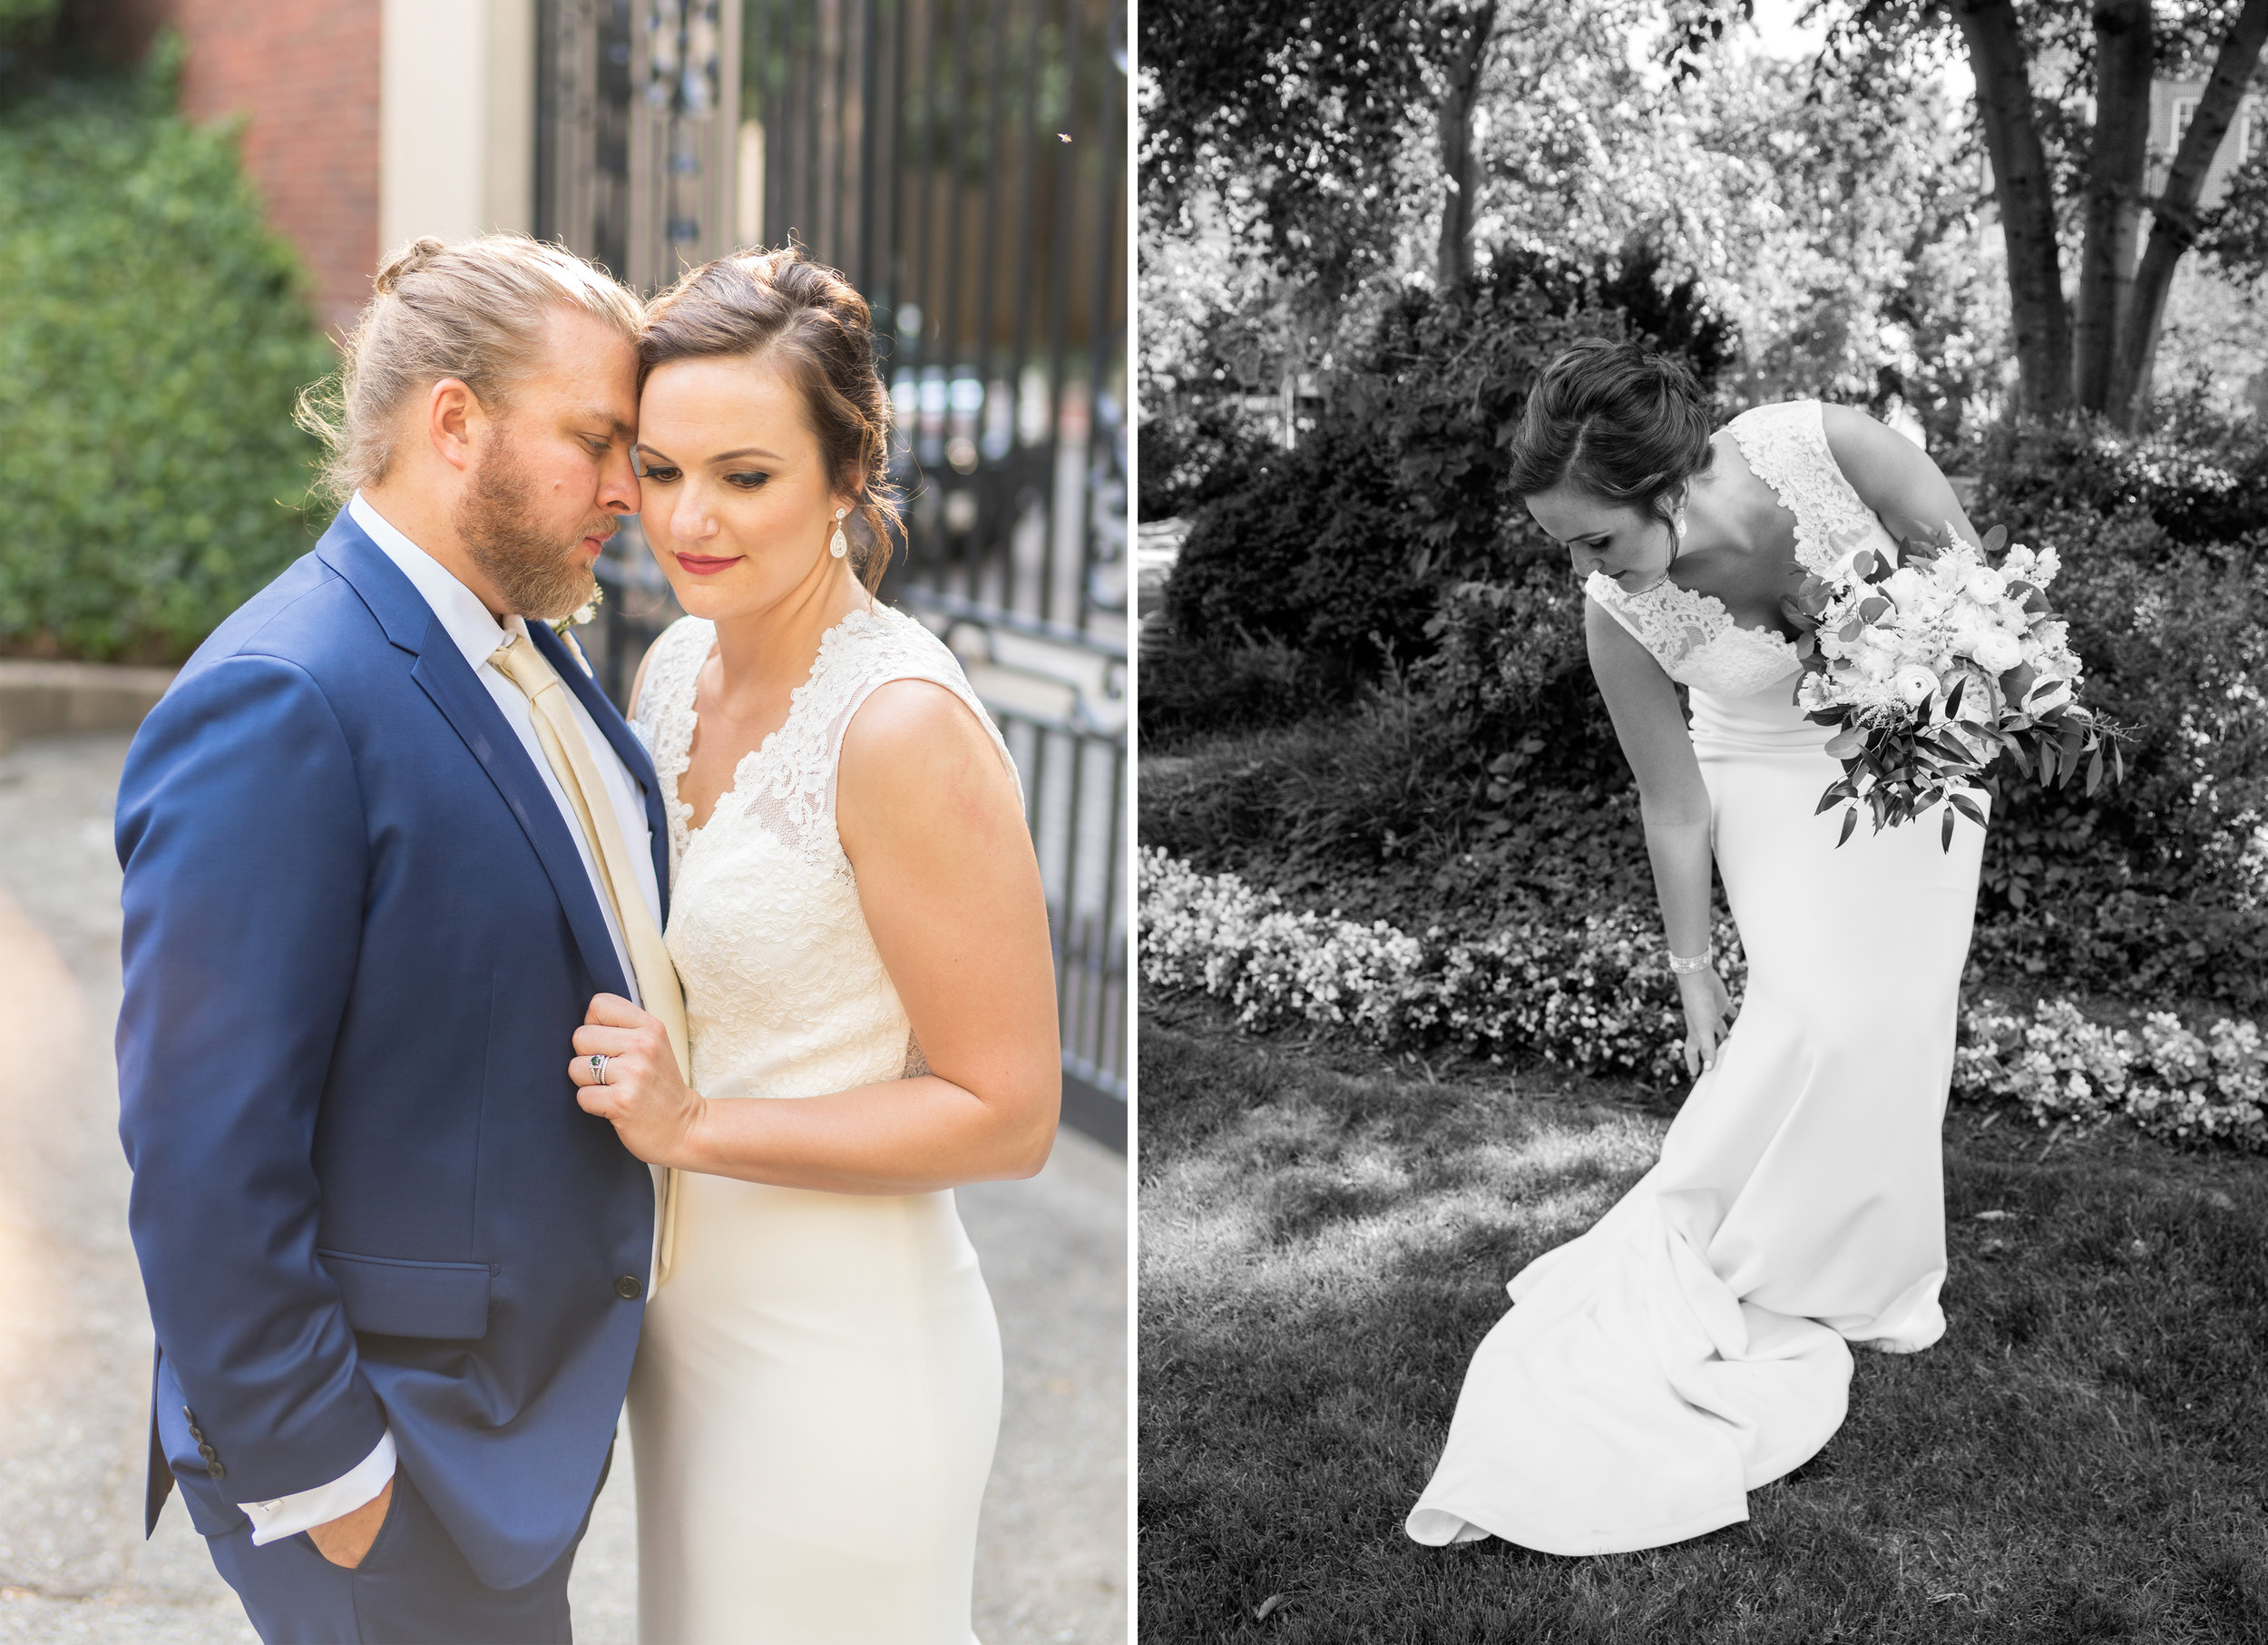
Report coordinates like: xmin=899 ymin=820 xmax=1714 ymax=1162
xmin=614 ymin=1275 xmax=642 ymax=1299
xmin=207 ymin=1462 xmax=227 ymax=1481
xmin=197 ymin=1443 xmax=218 ymax=1462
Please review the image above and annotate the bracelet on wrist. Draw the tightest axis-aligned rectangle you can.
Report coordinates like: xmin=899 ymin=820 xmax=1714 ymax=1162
xmin=1667 ymin=945 xmax=1713 ymax=976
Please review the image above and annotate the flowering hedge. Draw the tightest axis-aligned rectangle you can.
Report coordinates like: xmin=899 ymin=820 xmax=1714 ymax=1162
xmin=1139 ymin=847 xmax=1745 ymax=1085
xmin=1140 ymin=848 xmax=2268 ymax=1151
xmin=1956 ymin=1000 xmax=2267 ymax=1151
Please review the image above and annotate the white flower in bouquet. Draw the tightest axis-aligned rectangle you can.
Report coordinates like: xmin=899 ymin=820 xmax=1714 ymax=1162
xmin=1963 ymin=564 xmax=2008 ymax=604
xmin=1970 ymin=628 xmax=2024 ymax=673
xmin=1892 ymin=664 xmax=1938 ymax=706
xmin=1784 ymin=521 xmax=2124 ymax=849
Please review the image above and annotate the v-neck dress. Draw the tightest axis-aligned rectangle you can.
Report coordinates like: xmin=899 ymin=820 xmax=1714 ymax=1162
xmin=1406 ymin=401 xmax=1988 ymax=1555
xmin=625 ymin=604 xmax=1019 ymax=1642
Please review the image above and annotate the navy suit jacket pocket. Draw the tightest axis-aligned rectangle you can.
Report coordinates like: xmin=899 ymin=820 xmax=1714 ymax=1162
xmin=319 ymin=1250 xmax=493 ymax=1339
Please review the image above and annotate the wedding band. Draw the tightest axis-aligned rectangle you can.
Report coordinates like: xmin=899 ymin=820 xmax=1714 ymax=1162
xmin=591 ymin=1053 xmax=611 ymax=1085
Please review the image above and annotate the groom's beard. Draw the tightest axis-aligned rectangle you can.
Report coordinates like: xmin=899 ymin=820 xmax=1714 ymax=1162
xmin=454 ymin=432 xmax=611 ymax=622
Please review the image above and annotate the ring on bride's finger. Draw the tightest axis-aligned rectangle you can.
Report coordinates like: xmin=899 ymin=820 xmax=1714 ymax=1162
xmin=591 ymin=1053 xmax=611 ymax=1085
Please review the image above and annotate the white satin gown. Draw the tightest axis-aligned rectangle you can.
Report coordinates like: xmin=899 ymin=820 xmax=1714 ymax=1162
xmin=627 ymin=605 xmax=1014 ymax=1641
xmin=1406 ymin=400 xmax=1986 ymax=1555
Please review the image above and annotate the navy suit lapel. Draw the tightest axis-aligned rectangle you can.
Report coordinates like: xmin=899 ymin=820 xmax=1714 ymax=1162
xmin=317 ymin=520 xmax=633 ymax=999
xmin=529 ymin=621 xmax=673 ymax=917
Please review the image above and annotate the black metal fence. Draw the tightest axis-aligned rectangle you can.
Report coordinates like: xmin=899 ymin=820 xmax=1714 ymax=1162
xmin=540 ymin=0 xmax=1128 ymax=1147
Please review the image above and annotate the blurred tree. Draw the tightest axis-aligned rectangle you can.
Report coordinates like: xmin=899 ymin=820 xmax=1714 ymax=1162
xmin=0 ymin=44 xmax=333 ymax=661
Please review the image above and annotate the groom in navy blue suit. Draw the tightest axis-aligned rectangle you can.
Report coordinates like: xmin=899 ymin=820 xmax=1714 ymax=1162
xmin=117 ymin=236 xmax=664 ymax=1642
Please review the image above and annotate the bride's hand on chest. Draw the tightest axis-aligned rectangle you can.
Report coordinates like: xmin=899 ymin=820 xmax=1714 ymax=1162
xmin=570 ymin=994 xmax=706 ymax=1166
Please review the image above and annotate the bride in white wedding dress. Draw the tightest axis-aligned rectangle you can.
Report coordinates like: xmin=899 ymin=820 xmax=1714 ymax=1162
xmin=566 ymin=248 xmax=1061 ymax=1640
xmin=1406 ymin=339 xmax=1987 ymax=1556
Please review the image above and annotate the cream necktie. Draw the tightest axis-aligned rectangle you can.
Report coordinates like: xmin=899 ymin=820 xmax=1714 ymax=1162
xmin=490 ymin=630 xmax=688 ymax=1287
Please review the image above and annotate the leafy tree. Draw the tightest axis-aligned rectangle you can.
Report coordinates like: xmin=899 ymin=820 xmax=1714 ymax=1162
xmin=1675 ymin=0 xmax=2268 ymax=426
xmin=1141 ymin=0 xmax=1638 ymax=297
xmin=1144 ymin=0 xmax=2000 ymax=460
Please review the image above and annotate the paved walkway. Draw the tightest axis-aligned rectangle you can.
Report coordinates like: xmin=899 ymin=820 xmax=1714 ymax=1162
xmin=0 ymin=733 xmax=1125 ymax=1644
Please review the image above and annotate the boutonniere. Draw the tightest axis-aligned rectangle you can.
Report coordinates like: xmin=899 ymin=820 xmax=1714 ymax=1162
xmin=549 ymin=583 xmax=603 ymax=638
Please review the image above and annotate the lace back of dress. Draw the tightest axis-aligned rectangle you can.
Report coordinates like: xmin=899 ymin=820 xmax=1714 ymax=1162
xmin=1727 ymin=400 xmax=1895 ymax=582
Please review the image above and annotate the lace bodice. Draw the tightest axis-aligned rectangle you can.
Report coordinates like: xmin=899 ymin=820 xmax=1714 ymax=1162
xmin=631 ymin=604 xmax=1020 ymax=1102
xmin=1586 ymin=399 xmax=1902 ymax=698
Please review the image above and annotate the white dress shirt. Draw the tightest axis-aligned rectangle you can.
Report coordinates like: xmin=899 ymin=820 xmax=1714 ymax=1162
xmin=238 ymin=494 xmax=660 ymax=1545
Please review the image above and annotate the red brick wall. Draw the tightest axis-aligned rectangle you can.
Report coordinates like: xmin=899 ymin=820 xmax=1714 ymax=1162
xmin=85 ymin=0 xmax=384 ymax=337
xmin=173 ymin=0 xmax=382 ymax=336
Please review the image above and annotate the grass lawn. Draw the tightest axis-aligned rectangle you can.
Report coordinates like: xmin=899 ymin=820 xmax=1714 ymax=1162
xmin=1139 ymin=1002 xmax=2268 ymax=1644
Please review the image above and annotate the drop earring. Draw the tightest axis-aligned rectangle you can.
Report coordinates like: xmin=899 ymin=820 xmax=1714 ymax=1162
xmin=829 ymin=507 xmax=849 ymax=560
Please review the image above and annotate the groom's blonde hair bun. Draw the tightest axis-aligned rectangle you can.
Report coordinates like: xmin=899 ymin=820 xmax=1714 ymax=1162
xmin=371 ymin=236 xmax=447 ymax=296
xmin=297 ymin=233 xmax=645 ymax=504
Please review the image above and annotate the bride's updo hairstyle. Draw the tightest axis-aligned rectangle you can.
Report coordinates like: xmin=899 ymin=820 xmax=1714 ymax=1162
xmin=638 ymin=247 xmax=902 ymax=592
xmin=1505 ymin=338 xmax=1715 ymax=530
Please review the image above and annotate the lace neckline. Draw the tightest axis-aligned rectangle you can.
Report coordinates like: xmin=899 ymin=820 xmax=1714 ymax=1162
xmin=675 ymin=603 xmax=884 ymax=845
xmin=1589 ymin=570 xmax=1789 ymax=647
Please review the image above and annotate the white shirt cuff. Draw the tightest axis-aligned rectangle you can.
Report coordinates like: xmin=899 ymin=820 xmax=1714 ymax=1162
xmin=237 ymin=1428 xmax=396 ymax=1546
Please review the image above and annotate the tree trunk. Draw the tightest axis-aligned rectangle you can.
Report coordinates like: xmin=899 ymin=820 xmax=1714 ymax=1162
xmin=2109 ymin=0 xmax=2268 ymax=427
xmin=2073 ymin=0 xmax=2154 ymax=412
xmin=1434 ymin=1 xmax=1496 ymax=293
xmin=1954 ymin=0 xmax=2071 ymax=417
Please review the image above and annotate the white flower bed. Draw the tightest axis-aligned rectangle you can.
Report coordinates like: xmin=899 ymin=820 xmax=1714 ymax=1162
xmin=1140 ymin=848 xmax=2268 ymax=1151
xmin=1139 ymin=847 xmax=1743 ymax=1085
xmin=1956 ymin=999 xmax=2267 ymax=1150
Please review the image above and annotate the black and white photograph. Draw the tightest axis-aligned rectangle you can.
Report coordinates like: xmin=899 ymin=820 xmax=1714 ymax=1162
xmin=1138 ymin=0 xmax=2268 ymax=1637
xmin=0 ymin=1 xmax=1126 ymax=1641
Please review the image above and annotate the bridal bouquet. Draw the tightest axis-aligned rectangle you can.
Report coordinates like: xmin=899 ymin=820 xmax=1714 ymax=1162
xmin=1783 ymin=522 xmax=2122 ymax=850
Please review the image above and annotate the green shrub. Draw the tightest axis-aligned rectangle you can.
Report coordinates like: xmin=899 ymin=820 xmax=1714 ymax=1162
xmin=1159 ymin=416 xmax=1435 ymax=670
xmin=1158 ymin=249 xmax=1735 ymax=709
xmin=0 ymin=61 xmax=334 ymax=661
xmin=1135 ymin=393 xmax=1269 ymax=524
xmin=1149 ymin=499 xmax=2268 ymax=1017
xmin=1967 ymin=534 xmax=2268 ymax=1013
xmin=1136 ymin=630 xmax=1331 ymax=752
xmin=1355 ymin=247 xmax=1735 ymax=581
xmin=1971 ymin=411 xmax=2268 ymax=553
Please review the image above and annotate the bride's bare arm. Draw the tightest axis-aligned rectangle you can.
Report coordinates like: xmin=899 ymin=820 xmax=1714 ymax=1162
xmin=1589 ymin=602 xmax=1714 ymax=954
xmin=1819 ymin=404 xmax=1982 ymax=548
xmin=1588 ymin=601 xmax=1734 ymax=1074
xmin=572 ymin=677 xmax=1061 ymax=1192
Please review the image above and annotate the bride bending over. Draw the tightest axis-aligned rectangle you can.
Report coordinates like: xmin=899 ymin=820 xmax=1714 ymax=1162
xmin=572 ymin=247 xmax=1061 ymax=1640
xmin=1408 ymin=338 xmax=1986 ymax=1556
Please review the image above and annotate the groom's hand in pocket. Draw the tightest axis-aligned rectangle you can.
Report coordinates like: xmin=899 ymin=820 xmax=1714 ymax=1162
xmin=571 ymin=994 xmax=708 ymax=1166
xmin=307 ymin=1477 xmax=393 ymax=1569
